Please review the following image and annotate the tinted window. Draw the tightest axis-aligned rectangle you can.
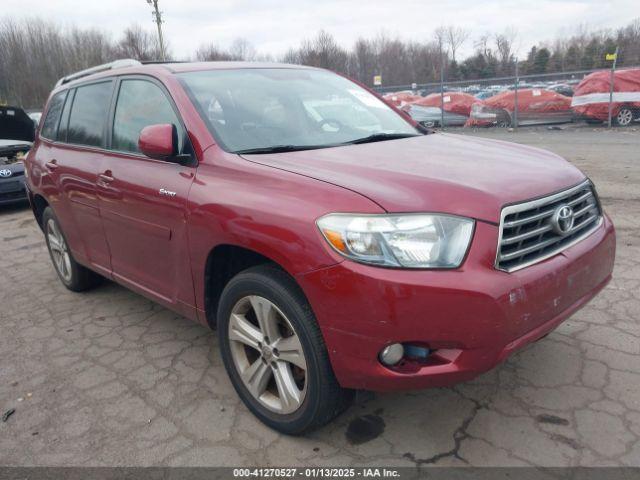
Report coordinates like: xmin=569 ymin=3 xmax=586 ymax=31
xmin=57 ymin=89 xmax=74 ymax=142
xmin=40 ymin=91 xmax=67 ymax=140
xmin=68 ymin=81 xmax=112 ymax=147
xmin=112 ymin=79 xmax=182 ymax=153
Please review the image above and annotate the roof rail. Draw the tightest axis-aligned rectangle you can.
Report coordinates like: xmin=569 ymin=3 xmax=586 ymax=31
xmin=55 ymin=59 xmax=142 ymax=87
xmin=140 ymin=60 xmax=188 ymax=65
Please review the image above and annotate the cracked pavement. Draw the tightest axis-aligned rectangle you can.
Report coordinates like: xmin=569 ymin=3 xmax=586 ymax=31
xmin=0 ymin=128 xmax=639 ymax=467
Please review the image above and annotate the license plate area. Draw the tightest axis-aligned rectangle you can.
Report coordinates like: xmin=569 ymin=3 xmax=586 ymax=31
xmin=0 ymin=181 xmax=21 ymax=193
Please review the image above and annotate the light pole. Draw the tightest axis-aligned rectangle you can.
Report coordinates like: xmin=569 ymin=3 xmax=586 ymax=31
xmin=146 ymin=0 xmax=166 ymax=61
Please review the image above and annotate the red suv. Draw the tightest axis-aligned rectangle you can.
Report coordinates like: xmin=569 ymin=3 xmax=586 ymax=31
xmin=25 ymin=60 xmax=616 ymax=434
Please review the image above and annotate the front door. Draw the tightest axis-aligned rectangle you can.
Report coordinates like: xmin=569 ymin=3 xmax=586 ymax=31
xmin=97 ymin=77 xmax=196 ymax=311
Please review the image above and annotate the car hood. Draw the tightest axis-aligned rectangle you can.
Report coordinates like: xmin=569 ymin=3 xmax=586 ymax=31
xmin=0 ymin=106 xmax=35 ymax=143
xmin=0 ymin=139 xmax=32 ymax=150
xmin=241 ymin=133 xmax=586 ymax=224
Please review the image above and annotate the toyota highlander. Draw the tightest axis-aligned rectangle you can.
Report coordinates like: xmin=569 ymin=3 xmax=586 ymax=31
xmin=24 ymin=60 xmax=616 ymax=434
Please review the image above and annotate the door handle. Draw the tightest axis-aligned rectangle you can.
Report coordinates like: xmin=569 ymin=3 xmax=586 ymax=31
xmin=98 ymin=171 xmax=114 ymax=183
xmin=45 ymin=159 xmax=58 ymax=171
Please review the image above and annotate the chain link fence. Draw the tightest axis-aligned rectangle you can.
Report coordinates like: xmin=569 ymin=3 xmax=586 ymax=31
xmin=376 ymin=65 xmax=640 ymax=130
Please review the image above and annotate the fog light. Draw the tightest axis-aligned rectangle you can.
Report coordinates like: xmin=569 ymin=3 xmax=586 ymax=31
xmin=379 ymin=343 xmax=404 ymax=366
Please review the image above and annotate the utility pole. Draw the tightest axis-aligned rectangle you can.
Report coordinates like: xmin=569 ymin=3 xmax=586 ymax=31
xmin=146 ymin=0 xmax=166 ymax=61
xmin=513 ymin=58 xmax=519 ymax=130
xmin=439 ymin=40 xmax=445 ymax=131
xmin=607 ymin=46 xmax=619 ymax=129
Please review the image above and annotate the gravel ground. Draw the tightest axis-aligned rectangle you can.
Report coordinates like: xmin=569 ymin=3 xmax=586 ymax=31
xmin=0 ymin=128 xmax=638 ymax=467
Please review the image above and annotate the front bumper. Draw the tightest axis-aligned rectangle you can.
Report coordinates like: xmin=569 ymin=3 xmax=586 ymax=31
xmin=297 ymin=215 xmax=615 ymax=391
xmin=0 ymin=177 xmax=28 ymax=205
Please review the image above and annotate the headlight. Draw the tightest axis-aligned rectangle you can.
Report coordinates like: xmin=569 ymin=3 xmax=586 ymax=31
xmin=317 ymin=213 xmax=474 ymax=268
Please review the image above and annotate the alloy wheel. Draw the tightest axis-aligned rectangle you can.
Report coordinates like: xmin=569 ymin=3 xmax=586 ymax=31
xmin=228 ymin=295 xmax=307 ymax=414
xmin=46 ymin=218 xmax=72 ymax=283
xmin=617 ymin=108 xmax=633 ymax=126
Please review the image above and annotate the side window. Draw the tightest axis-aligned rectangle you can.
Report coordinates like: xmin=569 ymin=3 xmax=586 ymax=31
xmin=40 ymin=91 xmax=67 ymax=140
xmin=57 ymin=89 xmax=74 ymax=142
xmin=112 ymin=79 xmax=183 ymax=154
xmin=68 ymin=81 xmax=113 ymax=147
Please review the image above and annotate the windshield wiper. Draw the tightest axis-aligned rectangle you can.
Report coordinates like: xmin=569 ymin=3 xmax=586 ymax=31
xmin=235 ymin=133 xmax=421 ymax=154
xmin=235 ymin=144 xmax=327 ymax=155
xmin=344 ymin=133 xmax=421 ymax=145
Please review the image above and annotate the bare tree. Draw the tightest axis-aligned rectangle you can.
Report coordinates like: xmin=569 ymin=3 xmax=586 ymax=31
xmin=350 ymin=37 xmax=376 ymax=84
xmin=2 ymin=16 xmax=640 ymax=108
xmin=444 ymin=25 xmax=469 ymax=62
xmin=295 ymin=30 xmax=349 ymax=73
xmin=374 ymin=33 xmax=411 ymax=86
xmin=194 ymin=43 xmax=234 ymax=61
xmin=0 ymin=18 xmax=116 ymax=108
xmin=474 ymin=33 xmax=492 ymax=57
xmin=494 ymin=27 xmax=518 ymax=74
xmin=281 ymin=47 xmax=300 ymax=65
xmin=228 ymin=38 xmax=256 ymax=61
xmin=433 ymin=26 xmax=446 ymax=53
xmin=116 ymin=24 xmax=165 ymax=61
xmin=433 ymin=27 xmax=448 ymax=81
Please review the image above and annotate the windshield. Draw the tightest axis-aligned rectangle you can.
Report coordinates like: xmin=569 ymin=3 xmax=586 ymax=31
xmin=178 ymin=68 xmax=419 ymax=153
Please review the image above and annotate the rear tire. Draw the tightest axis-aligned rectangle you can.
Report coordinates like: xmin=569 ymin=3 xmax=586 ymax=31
xmin=217 ymin=265 xmax=353 ymax=434
xmin=496 ymin=110 xmax=511 ymax=128
xmin=42 ymin=207 xmax=102 ymax=292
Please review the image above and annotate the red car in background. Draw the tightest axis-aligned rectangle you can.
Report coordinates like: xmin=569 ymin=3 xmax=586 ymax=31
xmin=411 ymin=91 xmax=477 ymax=117
xmin=571 ymin=68 xmax=640 ymax=126
xmin=382 ymin=91 xmax=422 ymax=107
xmin=467 ymin=88 xmax=573 ymax=127
xmin=25 ymin=60 xmax=615 ymax=434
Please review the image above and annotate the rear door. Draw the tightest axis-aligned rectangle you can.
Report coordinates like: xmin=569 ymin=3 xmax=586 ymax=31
xmin=52 ymin=81 xmax=114 ymax=274
xmin=33 ymin=91 xmax=67 ymax=206
xmin=97 ymin=76 xmax=196 ymax=311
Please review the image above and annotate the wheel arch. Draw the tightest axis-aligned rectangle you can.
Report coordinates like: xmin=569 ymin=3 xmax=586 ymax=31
xmin=32 ymin=194 xmax=50 ymax=230
xmin=497 ymin=109 xmax=512 ymax=127
xmin=203 ymin=244 xmax=307 ymax=330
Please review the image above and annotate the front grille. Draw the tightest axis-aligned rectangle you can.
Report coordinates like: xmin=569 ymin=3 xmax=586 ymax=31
xmin=0 ymin=188 xmax=26 ymax=201
xmin=0 ymin=170 xmax=23 ymax=178
xmin=496 ymin=181 xmax=602 ymax=272
xmin=0 ymin=180 xmax=23 ymax=193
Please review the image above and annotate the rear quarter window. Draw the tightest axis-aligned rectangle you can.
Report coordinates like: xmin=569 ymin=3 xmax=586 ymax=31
xmin=40 ymin=91 xmax=67 ymax=140
xmin=67 ymin=81 xmax=113 ymax=147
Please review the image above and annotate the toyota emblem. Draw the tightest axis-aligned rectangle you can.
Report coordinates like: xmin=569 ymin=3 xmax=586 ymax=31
xmin=0 ymin=169 xmax=12 ymax=178
xmin=550 ymin=204 xmax=575 ymax=236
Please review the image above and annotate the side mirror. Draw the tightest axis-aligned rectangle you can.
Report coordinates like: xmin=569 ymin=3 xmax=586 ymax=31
xmin=138 ymin=124 xmax=178 ymax=161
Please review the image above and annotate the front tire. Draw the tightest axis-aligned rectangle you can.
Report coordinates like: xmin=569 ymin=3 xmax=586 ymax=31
xmin=217 ymin=265 xmax=353 ymax=434
xmin=42 ymin=207 xmax=102 ymax=292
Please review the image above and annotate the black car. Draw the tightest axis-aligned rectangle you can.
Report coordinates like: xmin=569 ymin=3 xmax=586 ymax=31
xmin=548 ymin=83 xmax=574 ymax=97
xmin=0 ymin=106 xmax=34 ymax=205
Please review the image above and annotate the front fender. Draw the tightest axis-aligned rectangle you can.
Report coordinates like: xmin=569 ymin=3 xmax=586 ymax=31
xmin=186 ymin=151 xmax=384 ymax=312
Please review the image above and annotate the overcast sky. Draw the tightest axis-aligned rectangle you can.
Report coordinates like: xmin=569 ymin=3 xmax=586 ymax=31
xmin=3 ymin=0 xmax=638 ymax=59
